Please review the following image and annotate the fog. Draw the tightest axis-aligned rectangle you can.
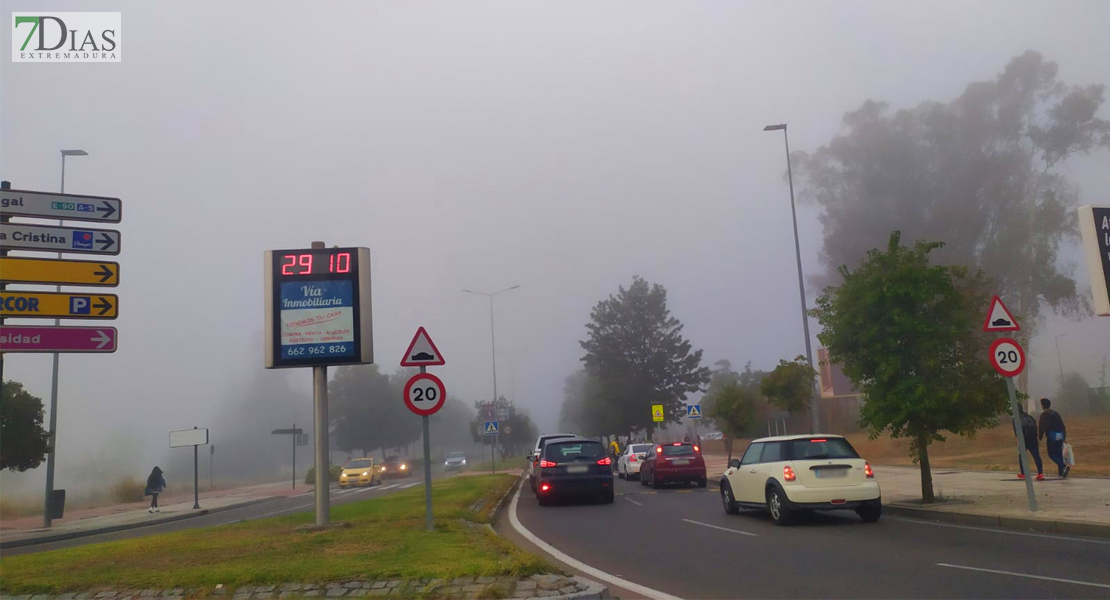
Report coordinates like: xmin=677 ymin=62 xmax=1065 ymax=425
xmin=2 ymin=1 xmax=1108 ymax=497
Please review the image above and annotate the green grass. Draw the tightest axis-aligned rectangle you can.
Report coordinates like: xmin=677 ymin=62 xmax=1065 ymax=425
xmin=0 ymin=475 xmax=549 ymax=595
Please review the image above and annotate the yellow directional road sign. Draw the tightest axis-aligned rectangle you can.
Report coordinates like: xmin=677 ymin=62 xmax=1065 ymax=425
xmin=0 ymin=256 xmax=119 ymax=287
xmin=0 ymin=291 xmax=118 ymax=319
xmin=652 ymin=404 xmax=665 ymax=422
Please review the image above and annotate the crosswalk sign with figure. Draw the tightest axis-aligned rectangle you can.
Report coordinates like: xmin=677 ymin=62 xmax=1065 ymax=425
xmin=483 ymin=420 xmax=499 ymax=435
xmin=686 ymin=404 xmax=702 ymax=419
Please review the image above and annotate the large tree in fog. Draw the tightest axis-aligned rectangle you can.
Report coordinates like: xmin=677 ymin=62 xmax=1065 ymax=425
xmin=329 ymin=365 xmax=421 ymax=458
xmin=796 ymin=51 xmax=1110 ymax=377
xmin=579 ymin=276 xmax=710 ymax=437
xmin=1 ymin=380 xmax=51 ymax=472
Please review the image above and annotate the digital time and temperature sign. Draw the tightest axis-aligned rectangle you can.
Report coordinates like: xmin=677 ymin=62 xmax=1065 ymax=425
xmin=264 ymin=247 xmax=374 ymax=369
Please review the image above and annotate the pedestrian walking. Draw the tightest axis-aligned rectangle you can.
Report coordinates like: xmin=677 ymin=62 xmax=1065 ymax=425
xmin=145 ymin=466 xmax=167 ymax=513
xmin=1014 ymin=405 xmax=1043 ymax=480
xmin=1038 ymin=398 xmax=1070 ymax=478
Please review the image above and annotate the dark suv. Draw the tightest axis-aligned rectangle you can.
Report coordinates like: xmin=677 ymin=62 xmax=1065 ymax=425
xmin=534 ymin=438 xmax=614 ymax=506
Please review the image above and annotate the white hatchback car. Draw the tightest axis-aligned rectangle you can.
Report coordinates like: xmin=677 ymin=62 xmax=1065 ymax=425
xmin=616 ymin=443 xmax=655 ymax=479
xmin=720 ymin=434 xmax=881 ymax=525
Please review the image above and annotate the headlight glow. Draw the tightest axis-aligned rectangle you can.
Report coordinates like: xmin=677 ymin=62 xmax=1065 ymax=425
xmin=362 ymin=471 xmax=369 ymax=476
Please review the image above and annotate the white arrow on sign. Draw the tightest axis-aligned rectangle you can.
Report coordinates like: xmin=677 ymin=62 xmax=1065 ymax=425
xmin=0 ymin=189 xmax=122 ymax=223
xmin=92 ymin=330 xmax=113 ymax=349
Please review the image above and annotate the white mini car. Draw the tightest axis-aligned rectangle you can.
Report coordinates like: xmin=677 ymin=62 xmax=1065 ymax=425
xmin=616 ymin=443 xmax=655 ymax=479
xmin=720 ymin=434 xmax=881 ymax=525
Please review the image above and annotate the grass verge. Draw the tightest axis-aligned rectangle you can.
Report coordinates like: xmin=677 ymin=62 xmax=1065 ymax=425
xmin=0 ymin=474 xmax=549 ymax=595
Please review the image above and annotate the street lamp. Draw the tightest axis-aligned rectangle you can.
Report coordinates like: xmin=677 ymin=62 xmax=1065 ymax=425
xmin=763 ymin=123 xmax=820 ymax=434
xmin=462 ymin=285 xmax=521 ymax=473
xmin=44 ymin=149 xmax=89 ymax=528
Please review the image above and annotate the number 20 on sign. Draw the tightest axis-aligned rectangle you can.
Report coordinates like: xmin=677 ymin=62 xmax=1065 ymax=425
xmin=989 ymin=337 xmax=1025 ymax=378
xmin=404 ymin=372 xmax=446 ymax=416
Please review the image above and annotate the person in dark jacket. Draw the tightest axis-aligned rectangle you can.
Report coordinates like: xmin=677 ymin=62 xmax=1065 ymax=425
xmin=1038 ymin=398 xmax=1069 ymax=478
xmin=1014 ymin=406 xmax=1043 ymax=480
xmin=145 ymin=466 xmax=167 ymax=513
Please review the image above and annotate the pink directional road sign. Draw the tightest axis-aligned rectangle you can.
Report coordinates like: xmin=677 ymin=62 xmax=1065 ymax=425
xmin=0 ymin=325 xmax=118 ymax=353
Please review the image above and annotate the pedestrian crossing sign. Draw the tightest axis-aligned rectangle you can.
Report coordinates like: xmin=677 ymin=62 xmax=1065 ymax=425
xmin=686 ymin=404 xmax=702 ymax=419
xmin=651 ymin=404 xmax=665 ymax=422
xmin=483 ymin=420 xmax=499 ymax=435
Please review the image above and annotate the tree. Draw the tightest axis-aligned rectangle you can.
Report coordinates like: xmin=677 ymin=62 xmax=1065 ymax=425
xmin=813 ymin=231 xmax=1006 ymax=503
xmin=760 ymin=356 xmax=818 ymax=414
xmin=329 ymin=365 xmax=421 ymax=458
xmin=1055 ymin=371 xmax=1092 ymax=415
xmin=1 ymin=380 xmax=51 ymax=472
xmin=558 ymin=370 xmax=610 ymax=437
xmin=579 ymin=276 xmax=711 ymax=438
xmin=470 ymin=396 xmax=538 ymax=459
xmin=708 ymin=383 xmax=757 ymax=460
xmin=795 ymin=51 xmax=1110 ymax=392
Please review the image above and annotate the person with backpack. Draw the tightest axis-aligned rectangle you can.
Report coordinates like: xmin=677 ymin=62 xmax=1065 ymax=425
xmin=1014 ymin=406 xmax=1043 ymax=480
xmin=145 ymin=466 xmax=167 ymax=513
xmin=1038 ymin=398 xmax=1070 ymax=478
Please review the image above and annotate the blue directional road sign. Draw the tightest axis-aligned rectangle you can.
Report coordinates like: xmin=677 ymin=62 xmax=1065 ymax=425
xmin=686 ymin=404 xmax=702 ymax=419
xmin=483 ymin=420 xmax=499 ymax=435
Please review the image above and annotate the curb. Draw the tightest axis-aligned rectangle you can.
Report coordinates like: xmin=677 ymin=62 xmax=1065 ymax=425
xmin=535 ymin=576 xmax=609 ymax=600
xmin=487 ymin=475 xmax=520 ymax=525
xmin=884 ymin=503 xmax=1110 ymax=539
xmin=0 ymin=496 xmax=278 ymax=550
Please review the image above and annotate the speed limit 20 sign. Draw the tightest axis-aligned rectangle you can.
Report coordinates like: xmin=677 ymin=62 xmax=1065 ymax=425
xmin=404 ymin=372 xmax=446 ymax=416
xmin=989 ymin=337 xmax=1025 ymax=378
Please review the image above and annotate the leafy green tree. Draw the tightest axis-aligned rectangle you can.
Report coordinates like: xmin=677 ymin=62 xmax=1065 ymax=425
xmin=760 ymin=356 xmax=818 ymax=414
xmin=708 ymin=383 xmax=757 ymax=460
xmin=580 ymin=276 xmax=711 ymax=438
xmin=329 ymin=365 xmax=422 ymax=458
xmin=1 ymin=380 xmax=51 ymax=472
xmin=795 ymin=51 xmax=1110 ymax=393
xmin=813 ymin=231 xmax=1006 ymax=503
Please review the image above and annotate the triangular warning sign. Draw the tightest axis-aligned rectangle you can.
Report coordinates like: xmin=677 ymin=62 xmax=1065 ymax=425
xmin=983 ymin=296 xmax=1020 ymax=332
xmin=400 ymin=327 xmax=445 ymax=366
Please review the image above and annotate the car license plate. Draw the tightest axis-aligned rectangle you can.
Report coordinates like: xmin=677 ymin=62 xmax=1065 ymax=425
xmin=567 ymin=465 xmax=589 ymax=474
xmin=815 ymin=469 xmax=847 ymax=478
xmin=672 ymin=459 xmax=690 ymax=465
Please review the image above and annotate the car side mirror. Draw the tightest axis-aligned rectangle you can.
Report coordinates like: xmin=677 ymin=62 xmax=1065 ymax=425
xmin=729 ymin=459 xmax=741 ymax=469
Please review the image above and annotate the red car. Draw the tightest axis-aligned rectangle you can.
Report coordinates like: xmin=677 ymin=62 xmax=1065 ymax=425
xmin=640 ymin=442 xmax=707 ymax=488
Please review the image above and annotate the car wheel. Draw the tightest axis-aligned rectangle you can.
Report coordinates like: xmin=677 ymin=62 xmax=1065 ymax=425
xmin=651 ymin=470 xmax=662 ymax=489
xmin=618 ymin=466 xmax=625 ymax=480
xmin=767 ymin=487 xmax=794 ymax=526
xmin=721 ymin=481 xmax=740 ymax=515
xmin=857 ymin=499 xmax=882 ymax=523
xmin=698 ymin=477 xmax=708 ymax=488
xmin=603 ymin=489 xmax=615 ymax=504
xmin=640 ymin=471 xmax=648 ymax=486
xmin=537 ymin=494 xmax=549 ymax=507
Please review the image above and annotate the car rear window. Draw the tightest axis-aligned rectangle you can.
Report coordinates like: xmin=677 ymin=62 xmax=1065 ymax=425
xmin=539 ymin=435 xmax=574 ymax=449
xmin=661 ymin=444 xmax=695 ymax=457
xmin=347 ymin=459 xmax=372 ymax=469
xmin=545 ymin=441 xmax=604 ymax=463
xmin=630 ymin=444 xmax=653 ymax=453
xmin=788 ymin=438 xmax=859 ymax=460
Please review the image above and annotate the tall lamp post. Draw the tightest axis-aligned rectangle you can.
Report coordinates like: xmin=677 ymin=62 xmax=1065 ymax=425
xmin=462 ymin=285 xmax=521 ymax=473
xmin=44 ymin=149 xmax=89 ymax=527
xmin=1053 ymin=334 xmax=1067 ymax=384
xmin=763 ymin=124 xmax=820 ymax=433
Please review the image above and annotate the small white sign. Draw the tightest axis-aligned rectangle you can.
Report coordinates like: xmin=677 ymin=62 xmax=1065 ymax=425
xmin=12 ymin=13 xmax=121 ymax=63
xmin=169 ymin=428 xmax=209 ymax=448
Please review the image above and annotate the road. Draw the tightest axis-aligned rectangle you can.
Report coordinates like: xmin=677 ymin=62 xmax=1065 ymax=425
xmin=513 ymin=474 xmax=1110 ymax=599
xmin=1 ymin=474 xmax=438 ymax=557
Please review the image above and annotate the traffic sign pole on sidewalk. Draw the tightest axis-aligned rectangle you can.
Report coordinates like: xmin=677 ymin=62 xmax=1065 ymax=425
xmin=400 ymin=327 xmax=446 ymax=532
xmin=420 ymin=366 xmax=434 ymax=532
xmin=1006 ymin=377 xmax=1038 ymax=512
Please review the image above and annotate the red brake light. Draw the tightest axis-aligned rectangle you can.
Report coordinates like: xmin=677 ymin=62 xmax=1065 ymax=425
xmin=540 ymin=460 xmax=557 ymax=468
xmin=656 ymin=446 xmax=662 ymax=454
xmin=597 ymin=457 xmax=611 ymax=466
xmin=783 ymin=466 xmax=797 ymax=482
xmin=693 ymin=445 xmax=700 ymax=453
xmin=629 ymin=455 xmax=638 ymax=463
xmin=673 ymin=442 xmax=682 ymax=446
xmin=810 ymin=439 xmax=827 ymax=443
xmin=540 ymin=483 xmax=551 ymax=492
xmin=865 ymin=462 xmax=874 ymax=478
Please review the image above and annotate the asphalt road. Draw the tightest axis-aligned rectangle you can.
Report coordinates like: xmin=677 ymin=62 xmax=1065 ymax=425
xmin=514 ymin=474 xmax=1110 ymax=599
xmin=1 ymin=472 xmax=442 ymax=557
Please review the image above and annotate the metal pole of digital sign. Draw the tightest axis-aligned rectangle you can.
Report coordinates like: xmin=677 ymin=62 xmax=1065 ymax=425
xmin=309 ymin=241 xmax=331 ymax=527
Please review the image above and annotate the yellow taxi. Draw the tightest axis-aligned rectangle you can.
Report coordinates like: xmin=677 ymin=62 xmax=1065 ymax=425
xmin=339 ymin=457 xmax=383 ymax=488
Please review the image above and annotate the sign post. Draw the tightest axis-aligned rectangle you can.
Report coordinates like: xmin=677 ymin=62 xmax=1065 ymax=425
xmin=209 ymin=445 xmax=215 ymax=489
xmin=989 ymin=334 xmax=1037 ymax=513
xmin=264 ymin=243 xmax=374 ymax=528
xmin=271 ymin=425 xmax=304 ymax=489
xmin=401 ymin=327 xmax=446 ymax=531
xmin=169 ymin=427 xmax=209 ymax=510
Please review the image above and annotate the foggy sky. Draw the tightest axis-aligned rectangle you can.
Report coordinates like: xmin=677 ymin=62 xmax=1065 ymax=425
xmin=2 ymin=1 xmax=1108 ymax=494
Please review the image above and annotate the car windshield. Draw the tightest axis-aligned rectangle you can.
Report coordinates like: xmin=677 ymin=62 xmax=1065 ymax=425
xmin=788 ymin=438 xmax=860 ymax=460
xmin=631 ymin=444 xmax=653 ymax=453
xmin=346 ymin=459 xmax=372 ymax=469
xmin=385 ymin=456 xmax=401 ymax=463
xmin=447 ymin=452 xmax=466 ymax=459
xmin=545 ymin=441 xmax=604 ymax=463
xmin=662 ymin=444 xmax=695 ymax=457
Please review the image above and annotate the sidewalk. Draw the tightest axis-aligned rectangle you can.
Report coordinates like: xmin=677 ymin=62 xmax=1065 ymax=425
xmin=702 ymin=453 xmax=1110 ymax=537
xmin=0 ymin=481 xmax=302 ymax=549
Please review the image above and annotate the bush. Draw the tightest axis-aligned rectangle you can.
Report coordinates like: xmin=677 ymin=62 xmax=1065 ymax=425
xmin=304 ymin=465 xmax=343 ymax=485
xmin=111 ymin=477 xmax=146 ymax=503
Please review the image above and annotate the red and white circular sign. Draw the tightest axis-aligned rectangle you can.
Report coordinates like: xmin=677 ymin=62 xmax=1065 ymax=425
xmin=989 ymin=337 xmax=1025 ymax=378
xmin=403 ymin=372 xmax=446 ymax=416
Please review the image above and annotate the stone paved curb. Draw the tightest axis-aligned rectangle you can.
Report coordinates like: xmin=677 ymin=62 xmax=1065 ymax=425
xmin=0 ymin=575 xmax=608 ymax=600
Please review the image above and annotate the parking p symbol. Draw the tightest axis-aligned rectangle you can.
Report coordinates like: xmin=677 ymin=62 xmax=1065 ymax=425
xmin=70 ymin=296 xmax=91 ymax=315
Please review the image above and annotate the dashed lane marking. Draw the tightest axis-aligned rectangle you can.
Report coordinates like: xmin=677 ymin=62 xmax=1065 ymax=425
xmin=682 ymin=519 xmax=758 ymax=537
xmin=624 ymin=497 xmax=644 ymax=506
xmin=935 ymin=563 xmax=1110 ymax=590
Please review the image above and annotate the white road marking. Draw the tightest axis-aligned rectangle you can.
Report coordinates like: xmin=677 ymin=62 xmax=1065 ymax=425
xmin=624 ymin=497 xmax=643 ymax=506
xmin=509 ymin=478 xmax=682 ymax=600
xmin=936 ymin=563 xmax=1110 ymax=590
xmin=681 ymin=519 xmax=758 ymax=537
xmin=378 ymin=484 xmax=400 ymax=491
xmin=886 ymin=515 xmax=1110 ymax=545
xmin=399 ymin=482 xmax=421 ymax=489
xmin=250 ymin=503 xmax=313 ymax=520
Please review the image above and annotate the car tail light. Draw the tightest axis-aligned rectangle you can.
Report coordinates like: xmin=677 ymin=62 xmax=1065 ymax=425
xmin=783 ymin=465 xmax=797 ymax=482
xmin=629 ymin=455 xmax=638 ymax=463
xmin=810 ymin=439 xmax=827 ymax=443
xmin=540 ymin=460 xmax=557 ymax=468
xmin=693 ymin=445 xmax=700 ymax=453
xmin=865 ymin=462 xmax=874 ymax=478
xmin=672 ymin=442 xmax=682 ymax=446
xmin=656 ymin=446 xmax=662 ymax=454
xmin=540 ymin=483 xmax=551 ymax=492
xmin=597 ymin=457 xmax=611 ymax=466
